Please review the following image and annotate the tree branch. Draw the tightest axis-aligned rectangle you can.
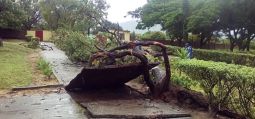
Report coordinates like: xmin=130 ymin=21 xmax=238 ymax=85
xmin=90 ymin=41 xmax=171 ymax=95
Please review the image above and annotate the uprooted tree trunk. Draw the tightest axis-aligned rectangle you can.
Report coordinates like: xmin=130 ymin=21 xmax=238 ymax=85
xmin=90 ymin=41 xmax=171 ymax=96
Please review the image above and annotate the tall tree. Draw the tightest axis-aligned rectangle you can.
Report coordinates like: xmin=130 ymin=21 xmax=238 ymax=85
xmin=17 ymin=0 xmax=42 ymax=30
xmin=182 ymin=0 xmax=190 ymax=41
xmin=218 ymin=0 xmax=255 ymax=51
xmin=0 ymin=0 xmax=26 ymax=29
xmin=129 ymin=0 xmax=197 ymax=45
xmin=187 ymin=0 xmax=220 ymax=48
xmin=39 ymin=0 xmax=108 ymax=33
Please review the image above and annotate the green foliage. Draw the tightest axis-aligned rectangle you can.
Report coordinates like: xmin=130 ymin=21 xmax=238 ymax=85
xmin=145 ymin=54 xmax=161 ymax=63
xmin=53 ymin=29 xmax=96 ymax=62
xmin=218 ymin=0 xmax=255 ymax=51
xmin=17 ymin=0 xmax=42 ymax=30
xmin=37 ymin=58 xmax=53 ymax=79
xmin=175 ymin=59 xmax=255 ymax=118
xmin=176 ymin=48 xmax=188 ymax=59
xmin=193 ymin=49 xmax=255 ymax=67
xmin=0 ymin=0 xmax=26 ymax=29
xmin=187 ymin=0 xmax=219 ymax=47
xmin=39 ymin=0 xmax=108 ymax=31
xmin=250 ymin=41 xmax=255 ymax=50
xmin=25 ymin=35 xmax=33 ymax=42
xmin=0 ymin=0 xmax=42 ymax=30
xmin=171 ymin=71 xmax=197 ymax=89
xmin=150 ymin=32 xmax=166 ymax=40
xmin=130 ymin=31 xmax=136 ymax=40
xmin=141 ymin=31 xmax=166 ymax=40
xmin=130 ymin=0 xmax=255 ymax=50
xmin=130 ymin=0 xmax=208 ymax=43
xmin=168 ymin=45 xmax=255 ymax=67
xmin=0 ymin=39 xmax=3 ymax=47
xmin=27 ymin=37 xmax=39 ymax=49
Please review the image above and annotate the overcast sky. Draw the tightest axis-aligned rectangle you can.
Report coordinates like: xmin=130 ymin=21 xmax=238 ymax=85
xmin=105 ymin=0 xmax=147 ymax=23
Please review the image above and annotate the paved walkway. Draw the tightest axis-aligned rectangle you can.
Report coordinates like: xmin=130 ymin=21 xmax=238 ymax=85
xmin=0 ymin=93 xmax=87 ymax=119
xmin=40 ymin=42 xmax=83 ymax=85
xmin=0 ymin=42 xmax=191 ymax=119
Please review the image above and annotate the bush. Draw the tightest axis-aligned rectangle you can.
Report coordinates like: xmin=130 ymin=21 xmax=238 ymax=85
xmin=25 ymin=35 xmax=33 ymax=42
xmin=175 ymin=59 xmax=255 ymax=118
xmin=167 ymin=45 xmax=255 ymax=67
xmin=53 ymin=29 xmax=96 ymax=62
xmin=171 ymin=71 xmax=198 ymax=89
xmin=176 ymin=48 xmax=189 ymax=59
xmin=141 ymin=31 xmax=166 ymax=40
xmin=27 ymin=37 xmax=39 ymax=49
xmin=250 ymin=41 xmax=255 ymax=50
xmin=37 ymin=58 xmax=53 ymax=79
xmin=0 ymin=38 xmax=3 ymax=47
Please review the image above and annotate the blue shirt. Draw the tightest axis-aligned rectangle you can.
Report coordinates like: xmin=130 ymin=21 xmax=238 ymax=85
xmin=186 ymin=46 xmax=193 ymax=59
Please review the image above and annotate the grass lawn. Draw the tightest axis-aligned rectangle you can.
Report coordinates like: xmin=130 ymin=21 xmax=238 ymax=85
xmin=0 ymin=41 xmax=33 ymax=89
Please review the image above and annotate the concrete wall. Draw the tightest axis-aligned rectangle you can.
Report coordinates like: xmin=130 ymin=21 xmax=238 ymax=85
xmin=124 ymin=32 xmax=130 ymax=42
xmin=43 ymin=30 xmax=53 ymax=41
xmin=26 ymin=31 xmax=36 ymax=37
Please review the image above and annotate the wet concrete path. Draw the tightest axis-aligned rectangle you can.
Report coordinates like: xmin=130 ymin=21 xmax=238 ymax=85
xmin=0 ymin=42 xmax=191 ymax=119
xmin=0 ymin=93 xmax=86 ymax=119
xmin=40 ymin=42 xmax=83 ymax=85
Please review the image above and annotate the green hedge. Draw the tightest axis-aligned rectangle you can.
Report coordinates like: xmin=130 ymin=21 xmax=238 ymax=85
xmin=167 ymin=46 xmax=255 ymax=67
xmin=174 ymin=59 xmax=255 ymax=118
xmin=141 ymin=31 xmax=166 ymax=40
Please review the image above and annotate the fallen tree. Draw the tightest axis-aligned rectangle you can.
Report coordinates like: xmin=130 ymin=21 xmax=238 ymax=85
xmin=65 ymin=41 xmax=171 ymax=96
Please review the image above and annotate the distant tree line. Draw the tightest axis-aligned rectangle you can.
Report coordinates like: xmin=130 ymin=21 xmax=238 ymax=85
xmin=129 ymin=0 xmax=255 ymax=51
xmin=0 ymin=0 xmax=121 ymax=35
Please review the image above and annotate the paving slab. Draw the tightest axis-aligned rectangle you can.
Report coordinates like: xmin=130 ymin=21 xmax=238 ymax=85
xmin=0 ymin=93 xmax=86 ymax=119
xmin=67 ymin=86 xmax=191 ymax=119
xmin=82 ymin=99 xmax=191 ymax=118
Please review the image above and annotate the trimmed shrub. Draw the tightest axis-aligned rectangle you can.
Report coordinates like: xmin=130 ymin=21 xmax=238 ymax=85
xmin=27 ymin=37 xmax=39 ymax=49
xmin=175 ymin=59 xmax=255 ymax=118
xmin=25 ymin=35 xmax=33 ymax=42
xmin=171 ymin=71 xmax=198 ymax=89
xmin=141 ymin=31 xmax=166 ymax=40
xmin=37 ymin=58 xmax=53 ymax=79
xmin=250 ymin=41 xmax=255 ymax=50
xmin=167 ymin=46 xmax=255 ymax=67
xmin=53 ymin=29 xmax=96 ymax=62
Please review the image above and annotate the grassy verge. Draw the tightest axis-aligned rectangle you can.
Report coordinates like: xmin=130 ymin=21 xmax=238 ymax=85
xmin=0 ymin=41 xmax=33 ymax=89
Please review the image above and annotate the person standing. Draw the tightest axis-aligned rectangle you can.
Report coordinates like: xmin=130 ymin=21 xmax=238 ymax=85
xmin=185 ymin=43 xmax=192 ymax=59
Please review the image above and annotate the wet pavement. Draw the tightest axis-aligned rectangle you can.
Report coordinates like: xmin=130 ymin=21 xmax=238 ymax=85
xmin=0 ymin=93 xmax=87 ymax=119
xmin=83 ymin=99 xmax=190 ymax=118
xmin=40 ymin=42 xmax=83 ymax=85
xmin=0 ymin=42 xmax=191 ymax=119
